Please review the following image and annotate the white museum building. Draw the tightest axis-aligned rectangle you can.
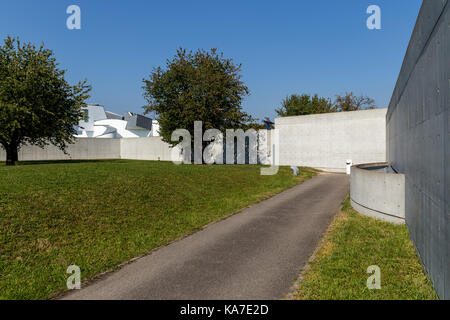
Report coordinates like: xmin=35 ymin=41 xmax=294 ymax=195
xmin=76 ymin=104 xmax=160 ymax=138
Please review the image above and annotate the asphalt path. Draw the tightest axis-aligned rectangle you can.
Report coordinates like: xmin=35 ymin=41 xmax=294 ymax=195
xmin=62 ymin=173 xmax=349 ymax=300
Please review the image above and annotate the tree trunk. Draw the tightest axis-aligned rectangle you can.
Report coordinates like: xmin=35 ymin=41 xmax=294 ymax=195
xmin=6 ymin=144 xmax=18 ymax=166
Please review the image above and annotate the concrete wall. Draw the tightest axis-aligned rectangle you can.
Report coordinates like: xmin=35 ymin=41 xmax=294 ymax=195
xmin=387 ymin=0 xmax=449 ymax=299
xmin=258 ymin=130 xmax=271 ymax=165
xmin=275 ymin=108 xmax=387 ymax=172
xmin=0 ymin=137 xmax=175 ymax=162
xmin=120 ymin=137 xmax=182 ymax=162
xmin=350 ymin=163 xmax=405 ymax=224
xmin=0 ymin=113 xmax=385 ymax=170
xmin=0 ymin=138 xmax=121 ymax=161
xmin=0 ymin=131 xmax=269 ymax=164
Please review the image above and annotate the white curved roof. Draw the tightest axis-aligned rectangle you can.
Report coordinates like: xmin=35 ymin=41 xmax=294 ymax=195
xmin=76 ymin=104 xmax=156 ymax=138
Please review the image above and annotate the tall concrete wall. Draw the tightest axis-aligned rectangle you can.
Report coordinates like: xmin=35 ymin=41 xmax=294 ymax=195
xmin=387 ymin=0 xmax=449 ymax=299
xmin=275 ymin=108 xmax=387 ymax=172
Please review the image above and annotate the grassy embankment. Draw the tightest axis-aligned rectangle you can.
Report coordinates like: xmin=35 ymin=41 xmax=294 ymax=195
xmin=294 ymin=198 xmax=438 ymax=300
xmin=0 ymin=160 xmax=315 ymax=299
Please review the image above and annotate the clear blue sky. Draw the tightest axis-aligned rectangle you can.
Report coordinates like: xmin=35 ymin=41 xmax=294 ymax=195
xmin=0 ymin=0 xmax=422 ymax=121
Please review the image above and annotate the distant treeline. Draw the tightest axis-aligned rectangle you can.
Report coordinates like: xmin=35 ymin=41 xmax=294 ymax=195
xmin=275 ymin=92 xmax=376 ymax=117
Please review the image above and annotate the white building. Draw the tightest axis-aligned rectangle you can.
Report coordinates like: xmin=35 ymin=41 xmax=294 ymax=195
xmin=76 ymin=104 xmax=160 ymax=138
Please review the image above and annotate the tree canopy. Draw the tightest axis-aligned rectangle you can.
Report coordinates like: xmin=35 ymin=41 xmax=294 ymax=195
xmin=275 ymin=92 xmax=376 ymax=117
xmin=142 ymin=48 xmax=254 ymax=146
xmin=333 ymin=92 xmax=376 ymax=111
xmin=0 ymin=36 xmax=91 ymax=165
xmin=275 ymin=94 xmax=334 ymax=117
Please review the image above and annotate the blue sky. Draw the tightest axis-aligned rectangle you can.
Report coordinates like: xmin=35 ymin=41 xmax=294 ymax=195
xmin=0 ymin=0 xmax=422 ymax=121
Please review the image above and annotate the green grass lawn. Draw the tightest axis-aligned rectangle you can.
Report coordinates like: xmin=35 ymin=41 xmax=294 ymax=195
xmin=294 ymin=198 xmax=438 ymax=300
xmin=0 ymin=160 xmax=315 ymax=299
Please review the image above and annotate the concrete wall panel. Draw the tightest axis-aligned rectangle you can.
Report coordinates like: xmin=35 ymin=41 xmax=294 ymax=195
xmin=387 ymin=0 xmax=450 ymax=299
xmin=120 ymin=137 xmax=182 ymax=162
xmin=0 ymin=137 xmax=175 ymax=162
xmin=275 ymin=108 xmax=387 ymax=172
xmin=0 ymin=138 xmax=121 ymax=161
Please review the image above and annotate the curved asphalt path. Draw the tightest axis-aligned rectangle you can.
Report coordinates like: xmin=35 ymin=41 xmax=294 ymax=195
xmin=62 ymin=173 xmax=349 ymax=300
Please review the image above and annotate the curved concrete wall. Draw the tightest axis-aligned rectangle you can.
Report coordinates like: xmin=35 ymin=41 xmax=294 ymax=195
xmin=350 ymin=163 xmax=405 ymax=224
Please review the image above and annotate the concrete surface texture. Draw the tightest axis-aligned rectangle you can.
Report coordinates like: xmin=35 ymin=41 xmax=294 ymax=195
xmin=61 ymin=173 xmax=349 ymax=300
xmin=120 ymin=137 xmax=182 ymax=162
xmin=275 ymin=108 xmax=387 ymax=172
xmin=387 ymin=0 xmax=450 ymax=299
xmin=0 ymin=109 xmax=387 ymax=170
xmin=1 ymin=110 xmax=387 ymax=170
xmin=0 ymin=138 xmax=122 ymax=161
xmin=350 ymin=163 xmax=405 ymax=224
xmin=0 ymin=137 xmax=180 ymax=162
xmin=0 ymin=132 xmax=271 ymax=164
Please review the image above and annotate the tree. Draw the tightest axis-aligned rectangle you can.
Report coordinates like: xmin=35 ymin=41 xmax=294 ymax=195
xmin=142 ymin=48 xmax=254 ymax=146
xmin=0 ymin=37 xmax=91 ymax=165
xmin=333 ymin=92 xmax=376 ymax=111
xmin=275 ymin=94 xmax=334 ymax=117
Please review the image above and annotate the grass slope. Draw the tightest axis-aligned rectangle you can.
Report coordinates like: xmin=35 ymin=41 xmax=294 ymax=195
xmin=294 ymin=198 xmax=438 ymax=300
xmin=0 ymin=160 xmax=315 ymax=299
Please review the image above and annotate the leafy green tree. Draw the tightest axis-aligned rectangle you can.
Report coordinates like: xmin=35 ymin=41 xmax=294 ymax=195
xmin=275 ymin=94 xmax=334 ymax=117
xmin=0 ymin=36 xmax=91 ymax=166
xmin=333 ymin=92 xmax=376 ymax=111
xmin=142 ymin=48 xmax=254 ymax=146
